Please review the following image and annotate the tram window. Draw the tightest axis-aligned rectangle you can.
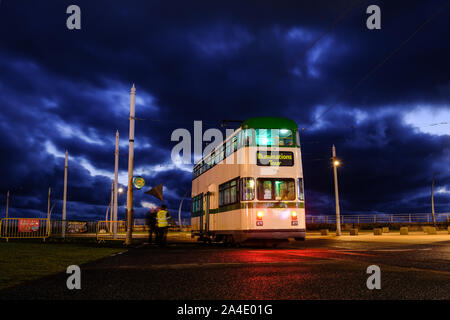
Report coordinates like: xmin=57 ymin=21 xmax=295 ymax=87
xmin=224 ymin=187 xmax=230 ymax=204
xmin=256 ymin=129 xmax=269 ymax=146
xmin=192 ymin=194 xmax=203 ymax=213
xmin=296 ymin=130 xmax=301 ymax=147
xmin=241 ymin=178 xmax=255 ymax=201
xmin=218 ymin=148 xmax=224 ymax=163
xmin=233 ymin=136 xmax=238 ymax=151
xmin=256 ymin=129 xmax=293 ymax=147
xmin=225 ymin=140 xmax=232 ymax=158
xmin=297 ymin=178 xmax=304 ymax=201
xmin=279 ymin=129 xmax=293 ymax=146
xmin=237 ymin=131 xmax=243 ymax=148
xmin=230 ymin=180 xmax=237 ymax=203
xmin=219 ymin=178 xmax=239 ymax=207
xmin=257 ymin=178 xmax=295 ymax=201
xmin=260 ymin=180 xmax=272 ymax=200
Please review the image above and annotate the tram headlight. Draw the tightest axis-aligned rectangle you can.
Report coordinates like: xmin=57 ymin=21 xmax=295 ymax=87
xmin=257 ymin=211 xmax=264 ymax=220
xmin=291 ymin=211 xmax=297 ymax=220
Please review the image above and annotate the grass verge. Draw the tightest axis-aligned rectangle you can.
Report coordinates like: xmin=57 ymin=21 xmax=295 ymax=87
xmin=0 ymin=239 xmax=126 ymax=290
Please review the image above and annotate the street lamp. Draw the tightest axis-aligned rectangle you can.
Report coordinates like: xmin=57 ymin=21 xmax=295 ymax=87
xmin=332 ymin=145 xmax=342 ymax=236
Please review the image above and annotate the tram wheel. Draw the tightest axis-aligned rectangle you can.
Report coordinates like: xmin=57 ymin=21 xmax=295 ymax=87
xmin=225 ymin=235 xmax=234 ymax=247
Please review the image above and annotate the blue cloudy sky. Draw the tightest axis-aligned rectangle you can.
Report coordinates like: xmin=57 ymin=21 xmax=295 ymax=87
xmin=0 ymin=0 xmax=449 ymax=221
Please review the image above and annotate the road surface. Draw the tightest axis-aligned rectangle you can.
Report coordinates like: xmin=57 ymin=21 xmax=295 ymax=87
xmin=1 ymin=233 xmax=449 ymax=299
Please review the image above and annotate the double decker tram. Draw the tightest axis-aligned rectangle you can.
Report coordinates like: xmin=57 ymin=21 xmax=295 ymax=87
xmin=191 ymin=117 xmax=305 ymax=244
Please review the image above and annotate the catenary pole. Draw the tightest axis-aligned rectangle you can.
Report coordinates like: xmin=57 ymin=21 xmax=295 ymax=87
xmin=47 ymin=187 xmax=51 ymax=220
xmin=332 ymin=145 xmax=341 ymax=236
xmin=431 ymin=173 xmax=438 ymax=226
xmin=125 ymin=84 xmax=136 ymax=245
xmin=178 ymin=192 xmax=188 ymax=232
xmin=113 ymin=130 xmax=119 ymax=239
xmin=5 ymin=190 xmax=9 ymax=219
xmin=62 ymin=150 xmax=68 ymax=239
xmin=110 ymin=179 xmax=114 ymax=231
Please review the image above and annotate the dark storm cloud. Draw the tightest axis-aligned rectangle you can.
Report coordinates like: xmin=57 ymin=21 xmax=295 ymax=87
xmin=0 ymin=0 xmax=449 ymax=219
xmin=302 ymin=110 xmax=450 ymax=214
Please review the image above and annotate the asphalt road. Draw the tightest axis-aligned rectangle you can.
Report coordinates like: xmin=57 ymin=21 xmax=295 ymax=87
xmin=1 ymin=235 xmax=450 ymax=300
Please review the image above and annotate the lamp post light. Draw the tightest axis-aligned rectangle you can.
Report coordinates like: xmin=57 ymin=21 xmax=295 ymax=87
xmin=117 ymin=187 xmax=125 ymax=229
xmin=332 ymin=145 xmax=342 ymax=236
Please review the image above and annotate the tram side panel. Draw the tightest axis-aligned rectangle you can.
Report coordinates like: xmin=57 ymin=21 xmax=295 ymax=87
xmin=191 ymin=151 xmax=242 ymax=235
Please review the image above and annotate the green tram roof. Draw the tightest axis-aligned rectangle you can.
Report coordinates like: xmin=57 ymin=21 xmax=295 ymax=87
xmin=241 ymin=117 xmax=299 ymax=131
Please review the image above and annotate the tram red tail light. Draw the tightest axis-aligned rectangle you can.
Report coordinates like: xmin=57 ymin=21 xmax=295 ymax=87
xmin=291 ymin=211 xmax=298 ymax=220
xmin=257 ymin=211 xmax=264 ymax=220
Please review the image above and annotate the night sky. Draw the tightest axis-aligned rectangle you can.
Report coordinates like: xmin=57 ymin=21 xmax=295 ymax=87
xmin=0 ymin=0 xmax=449 ymax=221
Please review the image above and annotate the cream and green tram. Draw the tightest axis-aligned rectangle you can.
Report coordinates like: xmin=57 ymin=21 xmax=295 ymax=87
xmin=191 ymin=117 xmax=305 ymax=244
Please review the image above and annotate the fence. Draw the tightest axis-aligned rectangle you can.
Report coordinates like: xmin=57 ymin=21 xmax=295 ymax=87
xmin=306 ymin=213 xmax=450 ymax=225
xmin=0 ymin=218 xmax=50 ymax=242
xmin=96 ymin=220 xmax=126 ymax=241
xmin=50 ymin=220 xmax=98 ymax=236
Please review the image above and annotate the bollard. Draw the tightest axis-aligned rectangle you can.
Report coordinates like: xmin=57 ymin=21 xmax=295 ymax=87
xmin=373 ymin=228 xmax=382 ymax=236
xmin=382 ymin=227 xmax=389 ymax=233
xmin=448 ymin=226 xmax=450 ymax=234
xmin=400 ymin=227 xmax=409 ymax=235
xmin=422 ymin=226 xmax=430 ymax=233
xmin=426 ymin=227 xmax=437 ymax=235
xmin=320 ymin=229 xmax=329 ymax=236
xmin=350 ymin=228 xmax=358 ymax=236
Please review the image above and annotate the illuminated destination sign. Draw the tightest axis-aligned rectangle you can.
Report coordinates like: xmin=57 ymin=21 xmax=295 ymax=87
xmin=256 ymin=151 xmax=294 ymax=166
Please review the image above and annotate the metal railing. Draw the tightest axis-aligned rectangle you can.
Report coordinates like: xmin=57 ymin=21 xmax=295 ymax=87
xmin=50 ymin=220 xmax=98 ymax=236
xmin=0 ymin=218 xmax=51 ymax=242
xmin=306 ymin=213 xmax=450 ymax=224
xmin=96 ymin=220 xmax=126 ymax=241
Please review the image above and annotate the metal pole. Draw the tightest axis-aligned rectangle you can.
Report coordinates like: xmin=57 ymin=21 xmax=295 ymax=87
xmin=332 ymin=145 xmax=341 ymax=236
xmin=431 ymin=173 xmax=437 ymax=226
xmin=178 ymin=192 xmax=188 ymax=232
xmin=110 ymin=180 xmax=114 ymax=231
xmin=125 ymin=84 xmax=136 ymax=245
xmin=5 ymin=190 xmax=9 ymax=219
xmin=113 ymin=130 xmax=119 ymax=239
xmin=62 ymin=150 xmax=68 ymax=239
xmin=47 ymin=187 xmax=51 ymax=220
xmin=105 ymin=205 xmax=110 ymax=230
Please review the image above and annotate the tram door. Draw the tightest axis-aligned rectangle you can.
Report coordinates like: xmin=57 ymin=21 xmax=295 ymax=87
xmin=202 ymin=192 xmax=210 ymax=233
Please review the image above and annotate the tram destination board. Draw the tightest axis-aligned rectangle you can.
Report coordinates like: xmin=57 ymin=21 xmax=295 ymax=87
xmin=256 ymin=151 xmax=294 ymax=166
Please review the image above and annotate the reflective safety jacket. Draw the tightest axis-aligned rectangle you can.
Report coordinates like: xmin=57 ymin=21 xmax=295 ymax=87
xmin=156 ymin=210 xmax=169 ymax=228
